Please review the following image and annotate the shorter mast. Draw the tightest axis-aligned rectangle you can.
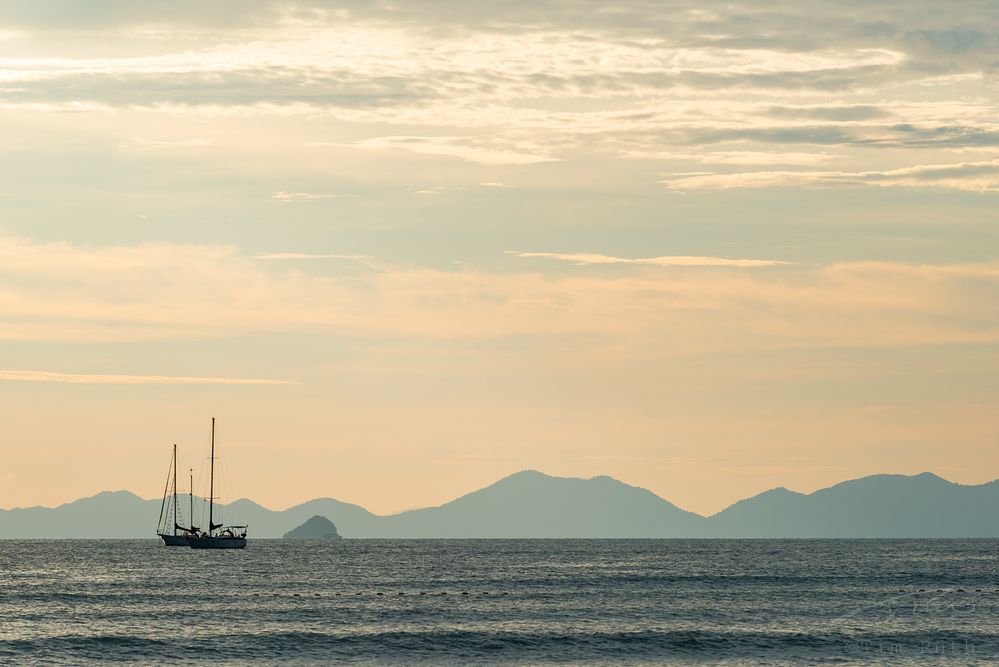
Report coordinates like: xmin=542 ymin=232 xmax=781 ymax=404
xmin=189 ymin=468 xmax=194 ymax=534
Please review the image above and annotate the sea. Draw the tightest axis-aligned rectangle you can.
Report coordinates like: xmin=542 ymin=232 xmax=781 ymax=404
xmin=1 ymin=539 xmax=997 ymax=665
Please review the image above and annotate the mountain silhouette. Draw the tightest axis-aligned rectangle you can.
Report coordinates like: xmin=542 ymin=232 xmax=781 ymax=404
xmin=704 ymin=472 xmax=999 ymax=537
xmin=369 ymin=470 xmax=704 ymax=538
xmin=1 ymin=491 xmax=153 ymax=538
xmin=1 ymin=470 xmax=997 ymax=538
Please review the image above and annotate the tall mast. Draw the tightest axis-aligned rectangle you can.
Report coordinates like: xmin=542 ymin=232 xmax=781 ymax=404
xmin=208 ymin=417 xmax=215 ymax=536
xmin=172 ymin=444 xmax=178 ymax=536
xmin=189 ymin=468 xmax=194 ymax=533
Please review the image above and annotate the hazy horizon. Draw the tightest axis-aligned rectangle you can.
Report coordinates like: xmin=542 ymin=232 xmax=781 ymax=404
xmin=2 ymin=1 xmax=998 ymax=517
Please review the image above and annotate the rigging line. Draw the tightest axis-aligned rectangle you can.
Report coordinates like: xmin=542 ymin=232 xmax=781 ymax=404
xmin=174 ymin=451 xmax=187 ymax=529
xmin=156 ymin=449 xmax=173 ymax=534
xmin=218 ymin=441 xmax=233 ymax=526
xmin=199 ymin=453 xmax=209 ymax=530
xmin=216 ymin=439 xmax=229 ymax=527
xmin=201 ymin=453 xmax=208 ymax=528
xmin=196 ymin=423 xmax=212 ymax=532
xmin=223 ymin=447 xmax=241 ymax=528
xmin=213 ymin=423 xmax=237 ymax=529
xmin=188 ymin=467 xmax=195 ymax=532
xmin=212 ymin=434 xmax=222 ymax=526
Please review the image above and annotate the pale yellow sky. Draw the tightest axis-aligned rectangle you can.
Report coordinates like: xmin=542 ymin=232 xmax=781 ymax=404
xmin=0 ymin=1 xmax=997 ymax=515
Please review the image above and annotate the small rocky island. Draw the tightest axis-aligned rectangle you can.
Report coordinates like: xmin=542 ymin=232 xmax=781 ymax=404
xmin=282 ymin=515 xmax=343 ymax=540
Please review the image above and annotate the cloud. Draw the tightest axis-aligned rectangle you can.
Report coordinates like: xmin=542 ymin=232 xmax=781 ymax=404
xmin=349 ymin=136 xmax=557 ymax=166
xmin=901 ymin=28 xmax=999 ymax=69
xmin=254 ymin=252 xmax=370 ymax=261
xmin=765 ymin=105 xmax=888 ymax=121
xmin=0 ymin=69 xmax=432 ymax=109
xmin=658 ymin=158 xmax=999 ymax=191
xmin=412 ymin=186 xmax=451 ymax=196
xmin=0 ymin=236 xmax=996 ymax=352
xmin=0 ymin=1 xmax=283 ymax=29
xmin=0 ymin=370 xmax=291 ymax=385
xmin=0 ymin=2 xmax=971 ymax=45
xmin=0 ymin=20 xmax=911 ymax=115
xmin=623 ymin=150 xmax=842 ymax=165
xmin=0 ymin=2 xmax=994 ymax=188
xmin=270 ymin=191 xmax=344 ymax=201
xmin=509 ymin=251 xmax=790 ymax=268
xmin=612 ymin=122 xmax=999 ymax=156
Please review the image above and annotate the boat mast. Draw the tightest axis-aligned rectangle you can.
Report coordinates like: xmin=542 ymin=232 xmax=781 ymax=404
xmin=208 ymin=417 xmax=215 ymax=536
xmin=189 ymin=468 xmax=194 ymax=533
xmin=172 ymin=444 xmax=178 ymax=536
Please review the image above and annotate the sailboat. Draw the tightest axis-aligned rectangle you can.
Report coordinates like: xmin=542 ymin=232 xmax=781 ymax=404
xmin=188 ymin=418 xmax=247 ymax=550
xmin=156 ymin=444 xmax=198 ymax=546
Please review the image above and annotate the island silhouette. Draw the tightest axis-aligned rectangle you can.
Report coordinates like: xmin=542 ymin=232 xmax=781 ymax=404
xmin=2 ymin=470 xmax=997 ymax=538
xmin=283 ymin=515 xmax=343 ymax=540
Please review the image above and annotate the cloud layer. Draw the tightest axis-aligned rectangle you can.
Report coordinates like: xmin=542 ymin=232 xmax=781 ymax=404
xmin=0 ymin=370 xmax=290 ymax=384
xmin=1 ymin=236 xmax=995 ymax=351
xmin=0 ymin=1 xmax=995 ymax=191
xmin=510 ymin=252 xmax=790 ymax=267
xmin=659 ymin=159 xmax=999 ymax=192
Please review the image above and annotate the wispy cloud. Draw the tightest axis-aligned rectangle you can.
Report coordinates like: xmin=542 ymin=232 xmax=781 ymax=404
xmin=0 ymin=370 xmax=292 ymax=385
xmin=411 ymin=185 xmax=452 ymax=196
xmin=658 ymin=159 xmax=999 ymax=192
xmin=254 ymin=252 xmax=370 ymax=261
xmin=509 ymin=251 xmax=790 ymax=268
xmin=350 ymin=136 xmax=557 ymax=166
xmin=270 ymin=191 xmax=344 ymax=201
xmin=765 ymin=105 xmax=888 ymax=121
xmin=0 ymin=236 xmax=996 ymax=353
xmin=624 ymin=150 xmax=842 ymax=166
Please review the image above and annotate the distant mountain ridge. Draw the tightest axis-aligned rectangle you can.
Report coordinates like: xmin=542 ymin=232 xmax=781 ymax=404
xmin=2 ymin=470 xmax=997 ymax=538
xmin=704 ymin=472 xmax=999 ymax=538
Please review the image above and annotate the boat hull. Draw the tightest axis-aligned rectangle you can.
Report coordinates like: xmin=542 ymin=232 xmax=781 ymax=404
xmin=159 ymin=533 xmax=189 ymax=546
xmin=188 ymin=535 xmax=247 ymax=550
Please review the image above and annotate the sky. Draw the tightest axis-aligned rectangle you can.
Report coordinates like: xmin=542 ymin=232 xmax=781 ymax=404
xmin=1 ymin=0 xmax=997 ymax=516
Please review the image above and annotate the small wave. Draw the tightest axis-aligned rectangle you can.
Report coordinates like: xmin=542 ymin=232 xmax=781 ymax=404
xmin=6 ymin=628 xmax=996 ymax=664
xmin=0 ymin=635 xmax=173 ymax=663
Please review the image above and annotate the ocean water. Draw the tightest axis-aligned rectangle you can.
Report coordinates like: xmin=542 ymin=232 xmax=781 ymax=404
xmin=1 ymin=539 xmax=997 ymax=665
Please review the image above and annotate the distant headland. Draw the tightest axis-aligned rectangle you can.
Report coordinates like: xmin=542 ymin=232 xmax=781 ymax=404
xmin=2 ymin=470 xmax=997 ymax=538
